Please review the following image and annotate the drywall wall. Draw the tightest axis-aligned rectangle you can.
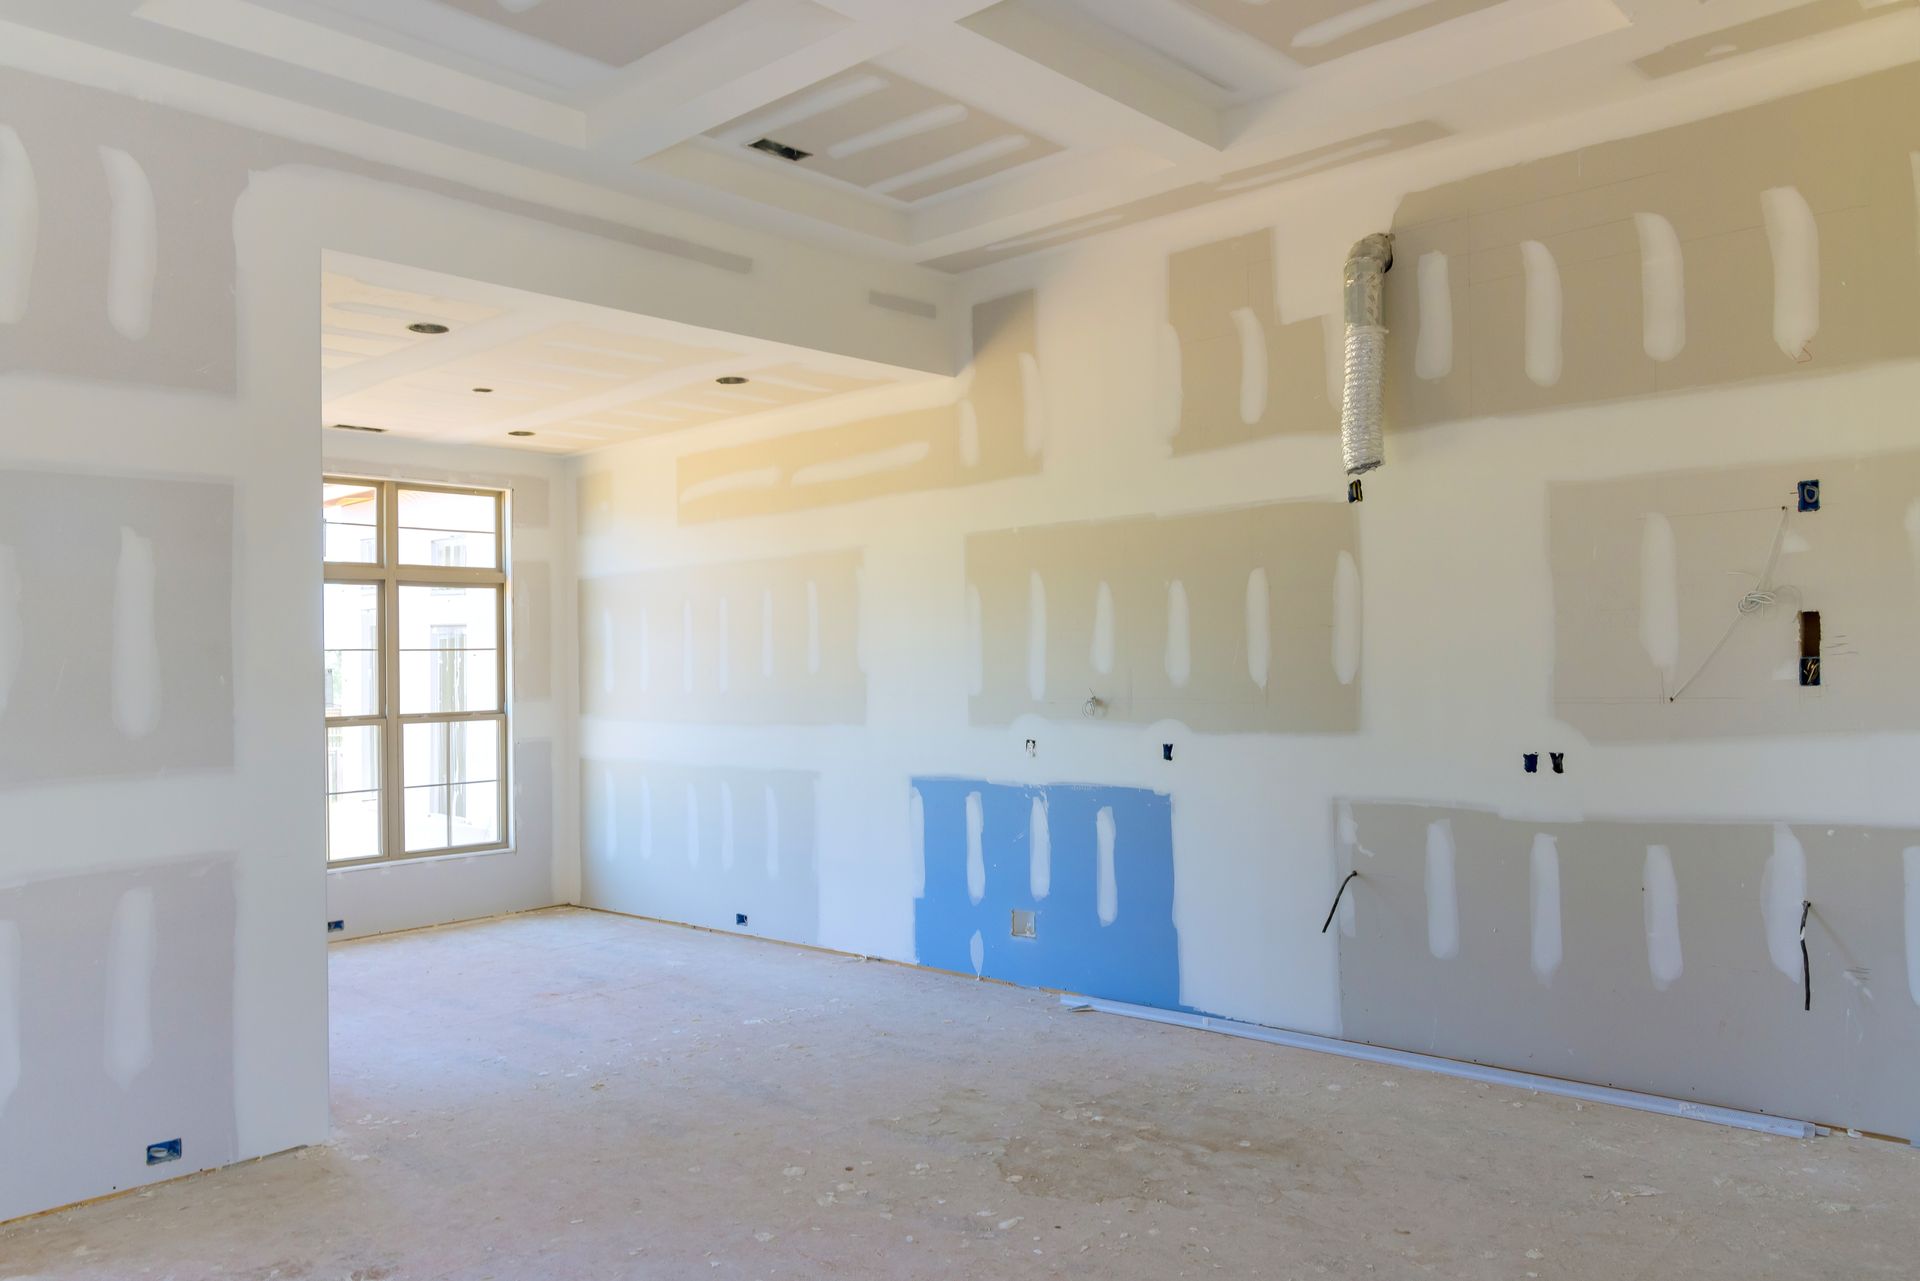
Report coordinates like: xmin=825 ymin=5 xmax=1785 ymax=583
xmin=579 ymin=59 xmax=1920 ymax=1135
xmin=322 ymin=434 xmax=580 ymax=941
xmin=0 ymin=31 xmax=955 ymax=1222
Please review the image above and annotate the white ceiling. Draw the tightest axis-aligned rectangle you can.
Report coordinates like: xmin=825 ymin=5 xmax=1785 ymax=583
xmin=6 ymin=0 xmax=1917 ymax=275
xmin=321 ymin=256 xmax=925 ymax=454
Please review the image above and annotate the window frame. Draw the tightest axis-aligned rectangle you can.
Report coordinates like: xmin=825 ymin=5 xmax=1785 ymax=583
xmin=324 ymin=476 xmax=511 ymax=867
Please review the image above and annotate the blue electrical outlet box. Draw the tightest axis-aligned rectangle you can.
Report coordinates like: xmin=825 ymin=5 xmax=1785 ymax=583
xmin=147 ymin=1139 xmax=182 ymax=1166
xmin=1797 ymin=479 xmax=1820 ymax=512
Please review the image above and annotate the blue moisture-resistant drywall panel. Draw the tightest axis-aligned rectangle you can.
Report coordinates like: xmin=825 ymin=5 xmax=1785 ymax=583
xmin=912 ymin=778 xmax=1182 ymax=1011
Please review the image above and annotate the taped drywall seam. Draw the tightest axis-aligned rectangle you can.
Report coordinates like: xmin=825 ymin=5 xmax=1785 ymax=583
xmin=965 ymin=791 xmax=986 ymax=905
xmin=1414 ymin=251 xmax=1452 ymax=380
xmin=1165 ymin=580 xmax=1191 ymax=688
xmin=1060 ymin=995 xmax=1817 ymax=1139
xmin=1029 ymin=795 xmax=1051 ymax=900
xmin=1761 ymin=186 xmax=1819 ymax=361
xmin=104 ymin=886 xmax=156 ymax=1088
xmin=1333 ymin=550 xmax=1361 ymax=686
xmin=1640 ymin=513 xmax=1681 ymax=688
xmin=1425 ymin=819 xmax=1459 ymax=960
xmin=1635 ymin=213 xmax=1686 ymax=361
xmin=0 ymin=545 xmax=19 ymax=718
xmin=1026 ymin=572 xmax=1047 ymax=700
xmin=1763 ymin=825 xmax=1809 ymax=982
xmin=1246 ymin=568 xmax=1271 ymax=689
xmin=1904 ymin=846 xmax=1920 ymax=1008
xmin=1095 ymin=806 xmax=1118 ymax=925
xmin=0 ymin=126 xmax=35 ymax=324
xmin=1231 ymin=307 xmax=1268 ymax=424
xmin=683 ymin=781 xmax=701 ymax=868
xmin=99 ymin=146 xmax=157 ymax=342
xmin=0 ymin=920 xmax=19 ymax=1113
xmin=111 ymin=527 xmax=161 ymax=740
xmin=767 ymin=786 xmax=784 ymax=880
xmin=1091 ymin=581 xmax=1116 ymax=676
xmin=1520 ymin=240 xmax=1562 ymax=387
xmin=1645 ymin=844 xmax=1684 ymax=990
xmin=1530 ymin=834 xmax=1563 ymax=986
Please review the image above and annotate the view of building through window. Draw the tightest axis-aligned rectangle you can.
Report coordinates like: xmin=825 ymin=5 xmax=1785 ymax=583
xmin=323 ymin=479 xmax=509 ymax=863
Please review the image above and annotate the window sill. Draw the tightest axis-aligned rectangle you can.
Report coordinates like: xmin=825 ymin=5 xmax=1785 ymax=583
xmin=327 ymin=845 xmax=519 ymax=873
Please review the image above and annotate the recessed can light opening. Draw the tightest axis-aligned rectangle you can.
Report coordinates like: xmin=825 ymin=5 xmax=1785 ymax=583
xmin=716 ymin=376 xmax=749 ymax=385
xmin=407 ymin=322 xmax=449 ymax=335
xmin=508 ymin=430 xmax=535 ymax=437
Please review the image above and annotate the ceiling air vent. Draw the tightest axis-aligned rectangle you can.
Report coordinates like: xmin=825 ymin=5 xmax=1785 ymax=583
xmin=329 ymin=423 xmax=388 ymax=434
xmin=749 ymin=136 xmax=812 ymax=163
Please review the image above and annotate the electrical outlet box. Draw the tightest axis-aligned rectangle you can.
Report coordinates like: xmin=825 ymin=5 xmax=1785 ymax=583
xmin=147 ymin=1139 xmax=182 ymax=1166
xmin=1797 ymin=479 xmax=1820 ymax=512
xmin=1010 ymin=909 xmax=1036 ymax=939
xmin=735 ymin=913 xmax=748 ymax=926
xmin=327 ymin=920 xmax=344 ymax=934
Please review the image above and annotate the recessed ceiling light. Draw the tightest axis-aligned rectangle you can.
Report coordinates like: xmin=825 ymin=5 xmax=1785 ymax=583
xmin=716 ymin=376 xmax=749 ymax=385
xmin=472 ymin=387 xmax=493 ymax=394
xmin=508 ymin=430 xmax=535 ymax=437
xmin=408 ymin=322 xmax=449 ymax=335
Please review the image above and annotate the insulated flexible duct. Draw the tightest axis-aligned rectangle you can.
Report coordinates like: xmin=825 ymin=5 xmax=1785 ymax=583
xmin=1341 ymin=233 xmax=1393 ymax=476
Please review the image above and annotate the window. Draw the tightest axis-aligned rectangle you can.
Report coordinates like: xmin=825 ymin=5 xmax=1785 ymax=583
xmin=323 ymin=478 xmax=509 ymax=864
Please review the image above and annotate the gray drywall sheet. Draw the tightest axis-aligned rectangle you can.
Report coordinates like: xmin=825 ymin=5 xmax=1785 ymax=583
xmin=968 ymin=500 xmax=1359 ymax=732
xmin=583 ymin=760 xmax=819 ymax=945
xmin=1551 ymin=449 xmax=1920 ymax=740
xmin=0 ymin=470 xmax=233 ymax=787
xmin=580 ymin=549 xmax=865 ymax=725
xmin=1385 ymin=61 xmax=1920 ymax=429
xmin=1337 ymin=802 xmax=1920 ymax=1139
xmin=0 ymin=857 xmax=239 ymax=1222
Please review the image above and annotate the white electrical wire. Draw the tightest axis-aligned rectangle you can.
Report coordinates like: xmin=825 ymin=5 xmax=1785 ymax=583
xmin=1667 ymin=506 xmax=1794 ymax=703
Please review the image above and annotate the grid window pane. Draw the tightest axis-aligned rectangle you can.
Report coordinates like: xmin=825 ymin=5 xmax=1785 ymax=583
xmin=323 ymin=482 xmax=379 ymax=564
xmin=328 ymin=725 xmax=381 ymax=793
xmin=328 ymin=791 xmax=382 ymax=862
xmin=404 ymin=719 xmax=500 ymax=789
xmin=398 ymin=488 xmax=498 ymax=569
xmin=323 ymin=583 xmax=380 ymax=717
xmin=399 ymin=586 xmax=498 ymax=714
xmin=451 ymin=782 xmax=500 ymax=848
xmin=404 ymin=785 xmax=452 ymax=853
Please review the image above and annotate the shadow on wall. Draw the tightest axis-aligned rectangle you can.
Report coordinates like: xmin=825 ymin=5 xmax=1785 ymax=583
xmin=0 ymin=857 xmax=239 ymax=1223
xmin=1335 ymin=800 xmax=1920 ymax=1141
xmin=672 ymin=291 xmax=1039 ymax=524
xmin=911 ymin=777 xmax=1183 ymax=1011
xmin=583 ymin=760 xmax=820 ymax=945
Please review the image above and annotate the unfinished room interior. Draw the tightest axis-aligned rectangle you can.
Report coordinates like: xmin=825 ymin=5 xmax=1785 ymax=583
xmin=4 ymin=0 xmax=1920 ymax=1276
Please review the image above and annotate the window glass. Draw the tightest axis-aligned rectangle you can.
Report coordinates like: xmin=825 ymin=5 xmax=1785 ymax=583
xmin=323 ymin=482 xmax=379 ymax=564
xmin=397 ymin=488 xmax=497 ymax=568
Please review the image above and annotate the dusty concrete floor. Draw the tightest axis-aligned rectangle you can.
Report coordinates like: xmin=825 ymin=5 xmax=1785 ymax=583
xmin=4 ymin=908 xmax=1918 ymax=1280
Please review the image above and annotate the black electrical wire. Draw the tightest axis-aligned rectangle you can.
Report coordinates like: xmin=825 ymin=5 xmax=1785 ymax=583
xmin=1321 ymin=871 xmax=1360 ymax=934
xmin=1800 ymin=900 xmax=1812 ymax=1013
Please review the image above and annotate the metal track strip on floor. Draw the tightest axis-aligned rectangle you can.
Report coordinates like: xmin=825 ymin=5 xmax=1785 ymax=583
xmin=1060 ymin=995 xmax=1817 ymax=1140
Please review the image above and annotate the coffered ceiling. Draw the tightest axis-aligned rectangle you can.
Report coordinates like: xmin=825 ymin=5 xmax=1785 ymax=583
xmin=5 ymin=0 xmax=1915 ymax=274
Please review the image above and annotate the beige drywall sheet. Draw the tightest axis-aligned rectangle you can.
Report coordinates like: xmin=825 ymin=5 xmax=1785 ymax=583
xmin=583 ymin=760 xmax=819 ymax=945
xmin=0 ymin=68 xmax=748 ymax=393
xmin=1637 ymin=0 xmax=1920 ymax=79
xmin=438 ymin=0 xmax=751 ymax=67
xmin=1167 ymin=229 xmax=1337 ymax=455
xmin=674 ymin=291 xmax=1038 ymax=523
xmin=1384 ymin=63 xmax=1920 ymax=431
xmin=968 ymin=500 xmax=1359 ymax=733
xmin=0 ymin=857 xmax=239 ymax=1223
xmin=581 ymin=549 xmax=864 ymax=725
xmin=1550 ymin=449 xmax=1920 ymax=741
xmin=514 ymin=559 xmax=553 ymax=703
xmin=1336 ymin=802 xmax=1920 ymax=1141
xmin=0 ymin=470 xmax=233 ymax=787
